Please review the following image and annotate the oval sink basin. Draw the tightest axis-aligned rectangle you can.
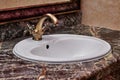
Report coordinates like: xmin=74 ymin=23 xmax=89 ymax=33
xmin=13 ymin=34 xmax=111 ymax=64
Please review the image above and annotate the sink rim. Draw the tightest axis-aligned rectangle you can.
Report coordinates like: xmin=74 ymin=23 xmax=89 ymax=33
xmin=13 ymin=34 xmax=111 ymax=64
xmin=13 ymin=49 xmax=111 ymax=64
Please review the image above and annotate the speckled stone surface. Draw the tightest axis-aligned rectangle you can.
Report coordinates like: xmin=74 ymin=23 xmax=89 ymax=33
xmin=0 ymin=24 xmax=120 ymax=80
xmin=0 ymin=12 xmax=81 ymax=41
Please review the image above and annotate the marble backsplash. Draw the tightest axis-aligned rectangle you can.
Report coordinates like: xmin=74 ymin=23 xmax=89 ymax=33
xmin=0 ymin=11 xmax=81 ymax=41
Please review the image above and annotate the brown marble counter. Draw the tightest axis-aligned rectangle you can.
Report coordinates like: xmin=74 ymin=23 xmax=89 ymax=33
xmin=0 ymin=24 xmax=120 ymax=80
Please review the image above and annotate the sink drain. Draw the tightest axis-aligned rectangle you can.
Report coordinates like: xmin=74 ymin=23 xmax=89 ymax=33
xmin=46 ymin=45 xmax=49 ymax=49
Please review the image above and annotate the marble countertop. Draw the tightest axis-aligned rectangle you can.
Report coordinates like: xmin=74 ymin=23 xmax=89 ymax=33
xmin=0 ymin=24 xmax=120 ymax=80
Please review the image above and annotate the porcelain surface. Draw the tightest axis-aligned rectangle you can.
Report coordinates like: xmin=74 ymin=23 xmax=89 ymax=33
xmin=13 ymin=34 xmax=111 ymax=64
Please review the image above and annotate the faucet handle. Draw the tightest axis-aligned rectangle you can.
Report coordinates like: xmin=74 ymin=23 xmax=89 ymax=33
xmin=27 ymin=24 xmax=35 ymax=34
xmin=42 ymin=21 xmax=63 ymax=33
xmin=41 ymin=22 xmax=54 ymax=32
xmin=42 ymin=25 xmax=52 ymax=33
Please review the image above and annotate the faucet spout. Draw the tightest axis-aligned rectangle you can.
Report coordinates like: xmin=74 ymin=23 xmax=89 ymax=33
xmin=29 ymin=13 xmax=58 ymax=41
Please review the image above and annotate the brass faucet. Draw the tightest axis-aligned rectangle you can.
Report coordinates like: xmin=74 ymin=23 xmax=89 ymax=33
xmin=27 ymin=13 xmax=58 ymax=40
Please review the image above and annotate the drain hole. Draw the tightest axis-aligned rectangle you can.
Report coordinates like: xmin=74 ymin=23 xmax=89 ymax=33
xmin=46 ymin=45 xmax=49 ymax=49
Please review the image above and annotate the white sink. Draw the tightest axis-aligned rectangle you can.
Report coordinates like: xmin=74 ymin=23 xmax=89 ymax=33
xmin=13 ymin=34 xmax=111 ymax=64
